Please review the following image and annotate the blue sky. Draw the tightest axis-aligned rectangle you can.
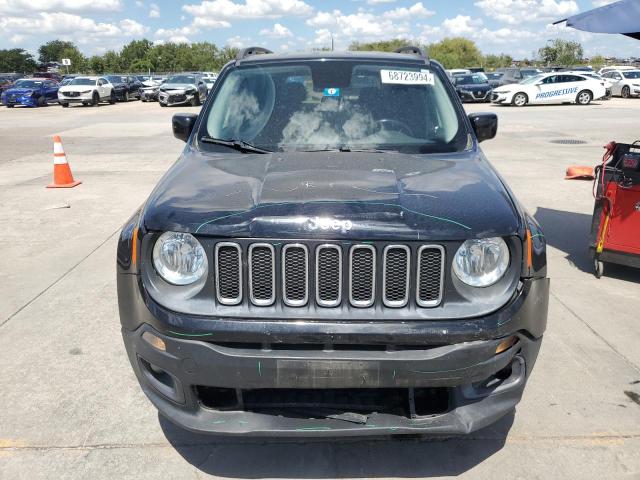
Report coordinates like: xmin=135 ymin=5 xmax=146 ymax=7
xmin=1 ymin=0 xmax=639 ymax=59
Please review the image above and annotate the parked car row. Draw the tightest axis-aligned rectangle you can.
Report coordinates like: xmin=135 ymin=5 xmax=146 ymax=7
xmin=446 ymin=65 xmax=640 ymax=107
xmin=0 ymin=72 xmax=218 ymax=108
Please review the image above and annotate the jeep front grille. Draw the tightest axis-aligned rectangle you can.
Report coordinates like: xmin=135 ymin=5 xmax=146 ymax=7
xmin=213 ymin=241 xmax=444 ymax=309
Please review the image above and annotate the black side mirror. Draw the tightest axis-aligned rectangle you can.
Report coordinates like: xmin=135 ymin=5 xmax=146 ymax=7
xmin=172 ymin=113 xmax=198 ymax=143
xmin=468 ymin=112 xmax=497 ymax=143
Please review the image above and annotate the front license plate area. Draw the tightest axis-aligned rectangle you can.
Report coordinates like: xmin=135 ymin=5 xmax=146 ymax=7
xmin=276 ymin=359 xmax=381 ymax=388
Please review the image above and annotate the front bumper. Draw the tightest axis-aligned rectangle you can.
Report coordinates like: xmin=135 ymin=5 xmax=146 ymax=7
xmin=119 ymin=275 xmax=549 ymax=436
xmin=491 ymin=92 xmax=510 ymax=104
xmin=158 ymin=91 xmax=194 ymax=106
xmin=1 ymin=94 xmax=37 ymax=106
xmin=58 ymin=94 xmax=93 ymax=103
xmin=459 ymin=90 xmax=492 ymax=102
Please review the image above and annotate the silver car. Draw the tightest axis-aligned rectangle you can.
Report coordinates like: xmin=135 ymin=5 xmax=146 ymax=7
xmin=158 ymin=74 xmax=207 ymax=107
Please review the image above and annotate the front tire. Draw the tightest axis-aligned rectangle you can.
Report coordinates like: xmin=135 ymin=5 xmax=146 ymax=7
xmin=36 ymin=95 xmax=45 ymax=107
xmin=60 ymin=102 xmax=69 ymax=108
xmin=621 ymin=86 xmax=631 ymax=98
xmin=512 ymin=92 xmax=528 ymax=107
xmin=576 ymin=90 xmax=592 ymax=105
xmin=109 ymin=92 xmax=116 ymax=104
xmin=190 ymin=94 xmax=200 ymax=107
xmin=92 ymin=92 xmax=100 ymax=106
xmin=160 ymin=102 xmax=166 ymax=107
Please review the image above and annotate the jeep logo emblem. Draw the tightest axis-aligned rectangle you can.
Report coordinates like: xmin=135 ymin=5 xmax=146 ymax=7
xmin=307 ymin=217 xmax=353 ymax=233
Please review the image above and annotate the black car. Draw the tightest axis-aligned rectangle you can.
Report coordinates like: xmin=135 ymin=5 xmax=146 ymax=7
xmin=105 ymin=75 xmax=142 ymax=101
xmin=117 ymin=47 xmax=549 ymax=437
xmin=485 ymin=72 xmax=504 ymax=88
xmin=453 ymin=73 xmax=493 ymax=102
xmin=499 ymin=68 xmax=542 ymax=86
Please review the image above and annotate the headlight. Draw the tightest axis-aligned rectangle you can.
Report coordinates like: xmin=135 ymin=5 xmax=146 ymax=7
xmin=152 ymin=232 xmax=207 ymax=285
xmin=185 ymin=88 xmax=195 ymax=94
xmin=453 ymin=237 xmax=510 ymax=287
xmin=81 ymin=90 xmax=92 ymax=94
xmin=23 ymin=90 xmax=34 ymax=96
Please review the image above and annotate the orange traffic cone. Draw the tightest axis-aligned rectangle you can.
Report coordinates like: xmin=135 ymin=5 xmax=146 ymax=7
xmin=47 ymin=135 xmax=81 ymax=188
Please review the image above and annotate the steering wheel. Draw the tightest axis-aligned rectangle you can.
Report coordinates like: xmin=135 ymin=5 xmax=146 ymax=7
xmin=376 ymin=118 xmax=413 ymax=136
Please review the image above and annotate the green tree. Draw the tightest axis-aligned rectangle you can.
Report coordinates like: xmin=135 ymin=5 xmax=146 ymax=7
xmin=120 ymin=39 xmax=153 ymax=71
xmin=88 ymin=55 xmax=106 ymax=74
xmin=538 ymin=39 xmax=584 ymax=66
xmin=349 ymin=39 xmax=415 ymax=52
xmin=38 ymin=40 xmax=77 ymax=63
xmin=483 ymin=53 xmax=513 ymax=69
xmin=427 ymin=37 xmax=483 ymax=69
xmin=0 ymin=48 xmax=37 ymax=72
xmin=589 ymin=54 xmax=606 ymax=70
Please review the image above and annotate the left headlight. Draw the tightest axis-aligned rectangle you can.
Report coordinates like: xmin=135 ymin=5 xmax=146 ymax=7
xmin=152 ymin=232 xmax=207 ymax=285
xmin=453 ymin=237 xmax=510 ymax=287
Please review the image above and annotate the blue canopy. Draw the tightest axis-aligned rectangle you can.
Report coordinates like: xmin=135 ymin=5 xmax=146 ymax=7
xmin=555 ymin=0 xmax=640 ymax=40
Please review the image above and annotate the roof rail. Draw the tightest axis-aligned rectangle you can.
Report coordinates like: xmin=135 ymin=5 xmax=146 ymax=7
xmin=236 ymin=47 xmax=273 ymax=61
xmin=394 ymin=46 xmax=429 ymax=60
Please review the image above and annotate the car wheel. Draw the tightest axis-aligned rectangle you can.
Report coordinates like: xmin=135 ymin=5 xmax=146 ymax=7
xmin=92 ymin=92 xmax=100 ymax=106
xmin=190 ymin=95 xmax=199 ymax=107
xmin=576 ymin=90 xmax=592 ymax=105
xmin=60 ymin=102 xmax=69 ymax=108
xmin=594 ymin=258 xmax=604 ymax=279
xmin=7 ymin=104 xmax=14 ymax=108
xmin=512 ymin=92 xmax=528 ymax=107
xmin=37 ymin=95 xmax=46 ymax=107
xmin=109 ymin=92 xmax=116 ymax=104
xmin=141 ymin=97 xmax=147 ymax=102
xmin=160 ymin=102 xmax=166 ymax=107
xmin=621 ymin=86 xmax=630 ymax=98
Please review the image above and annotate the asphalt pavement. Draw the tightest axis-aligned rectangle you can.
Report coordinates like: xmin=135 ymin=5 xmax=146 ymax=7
xmin=1 ymin=98 xmax=639 ymax=479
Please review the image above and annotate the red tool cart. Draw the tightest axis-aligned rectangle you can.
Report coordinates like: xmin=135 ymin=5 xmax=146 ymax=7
xmin=590 ymin=141 xmax=640 ymax=278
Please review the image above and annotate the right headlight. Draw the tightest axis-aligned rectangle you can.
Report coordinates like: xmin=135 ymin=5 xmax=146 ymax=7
xmin=152 ymin=232 xmax=207 ymax=285
xmin=453 ymin=237 xmax=510 ymax=287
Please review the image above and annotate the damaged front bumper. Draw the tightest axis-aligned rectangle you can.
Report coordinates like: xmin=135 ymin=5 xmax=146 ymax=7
xmin=120 ymin=275 xmax=548 ymax=436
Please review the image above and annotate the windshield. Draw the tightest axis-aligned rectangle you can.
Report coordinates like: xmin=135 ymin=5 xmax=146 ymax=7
xmin=521 ymin=69 xmax=540 ymax=78
xmin=486 ymin=73 xmax=502 ymax=80
xmin=13 ymin=80 xmax=43 ymax=88
xmin=202 ymin=61 xmax=467 ymax=154
xmin=70 ymin=78 xmax=96 ymax=86
xmin=106 ymin=76 xmax=123 ymax=83
xmin=455 ymin=73 xmax=488 ymax=85
xmin=167 ymin=75 xmax=196 ymax=84
xmin=520 ymin=74 xmax=544 ymax=85
xmin=623 ymin=71 xmax=640 ymax=79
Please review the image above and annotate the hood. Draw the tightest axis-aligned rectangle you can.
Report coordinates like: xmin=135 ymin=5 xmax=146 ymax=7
xmin=161 ymin=83 xmax=195 ymax=91
xmin=4 ymin=87 xmax=37 ymax=95
xmin=457 ymin=83 xmax=492 ymax=91
xmin=142 ymin=150 xmax=521 ymax=241
xmin=59 ymin=85 xmax=91 ymax=92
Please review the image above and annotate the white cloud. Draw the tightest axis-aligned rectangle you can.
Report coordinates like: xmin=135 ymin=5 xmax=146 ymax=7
xmin=0 ymin=0 xmax=122 ymax=13
xmin=259 ymin=22 xmax=293 ymax=38
xmin=226 ymin=35 xmax=251 ymax=47
xmin=183 ymin=0 xmax=313 ymax=22
xmin=149 ymin=2 xmax=160 ymax=17
xmin=383 ymin=2 xmax=435 ymax=20
xmin=474 ymin=0 xmax=579 ymax=25
xmin=306 ymin=9 xmax=410 ymax=40
xmin=0 ymin=12 xmax=142 ymax=38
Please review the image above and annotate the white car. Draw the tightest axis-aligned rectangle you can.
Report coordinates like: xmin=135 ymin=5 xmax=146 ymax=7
xmin=491 ymin=72 xmax=607 ymax=107
xmin=601 ymin=69 xmax=640 ymax=98
xmin=201 ymin=72 xmax=218 ymax=93
xmin=58 ymin=76 xmax=115 ymax=107
xmin=566 ymin=71 xmax=613 ymax=99
xmin=598 ymin=65 xmax=637 ymax=76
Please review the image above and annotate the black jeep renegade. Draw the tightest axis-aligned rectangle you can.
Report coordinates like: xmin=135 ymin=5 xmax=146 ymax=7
xmin=117 ymin=47 xmax=549 ymax=436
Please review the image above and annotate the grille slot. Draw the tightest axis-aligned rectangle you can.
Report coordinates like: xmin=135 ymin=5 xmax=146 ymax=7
xmin=417 ymin=246 xmax=445 ymax=307
xmin=214 ymin=242 xmax=242 ymax=305
xmin=282 ymin=244 xmax=308 ymax=307
xmin=315 ymin=245 xmax=342 ymax=307
xmin=349 ymin=245 xmax=376 ymax=307
xmin=248 ymin=243 xmax=275 ymax=306
xmin=383 ymin=245 xmax=410 ymax=308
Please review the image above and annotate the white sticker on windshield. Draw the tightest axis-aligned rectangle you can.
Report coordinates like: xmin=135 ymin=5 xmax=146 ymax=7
xmin=380 ymin=69 xmax=434 ymax=85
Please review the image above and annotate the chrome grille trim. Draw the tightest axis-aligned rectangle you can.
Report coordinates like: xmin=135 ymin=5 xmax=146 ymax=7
xmin=214 ymin=242 xmax=242 ymax=306
xmin=382 ymin=245 xmax=410 ymax=308
xmin=248 ymin=243 xmax=276 ymax=306
xmin=282 ymin=243 xmax=309 ymax=307
xmin=315 ymin=244 xmax=342 ymax=308
xmin=349 ymin=245 xmax=376 ymax=308
xmin=416 ymin=245 xmax=445 ymax=308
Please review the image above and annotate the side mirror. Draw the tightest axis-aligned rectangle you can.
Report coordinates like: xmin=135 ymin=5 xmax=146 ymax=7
xmin=468 ymin=112 xmax=497 ymax=143
xmin=172 ymin=113 xmax=198 ymax=143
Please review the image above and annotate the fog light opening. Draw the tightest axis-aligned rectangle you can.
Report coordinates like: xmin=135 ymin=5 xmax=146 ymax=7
xmin=142 ymin=331 xmax=166 ymax=351
xmin=495 ymin=336 xmax=518 ymax=355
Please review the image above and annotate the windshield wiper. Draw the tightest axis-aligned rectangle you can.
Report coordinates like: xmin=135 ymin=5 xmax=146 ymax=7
xmin=200 ymin=136 xmax=271 ymax=154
